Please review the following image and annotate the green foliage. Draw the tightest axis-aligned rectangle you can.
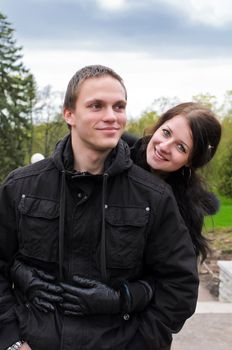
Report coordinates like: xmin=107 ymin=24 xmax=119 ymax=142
xmin=31 ymin=114 xmax=67 ymax=158
xmin=189 ymin=93 xmax=232 ymax=194
xmin=30 ymin=86 xmax=66 ymax=158
xmin=204 ymin=196 xmax=232 ymax=228
xmin=0 ymin=12 xmax=36 ymax=181
xmin=212 ymin=116 xmax=232 ymax=196
xmin=126 ymin=110 xmax=158 ymax=137
xmin=219 ymin=90 xmax=232 ymax=116
xmin=192 ymin=93 xmax=218 ymax=110
xmin=218 ymin=143 xmax=232 ymax=197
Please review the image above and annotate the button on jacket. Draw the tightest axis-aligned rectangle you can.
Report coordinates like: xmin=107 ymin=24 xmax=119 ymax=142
xmin=0 ymin=134 xmax=199 ymax=350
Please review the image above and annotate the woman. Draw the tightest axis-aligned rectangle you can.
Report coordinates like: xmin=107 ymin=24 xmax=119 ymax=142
xmin=126 ymin=102 xmax=222 ymax=262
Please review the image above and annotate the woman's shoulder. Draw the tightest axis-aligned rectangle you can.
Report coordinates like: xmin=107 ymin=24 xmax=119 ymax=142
xmin=199 ymin=191 xmax=220 ymax=215
xmin=121 ymin=132 xmax=139 ymax=147
xmin=185 ymin=182 xmax=220 ymax=216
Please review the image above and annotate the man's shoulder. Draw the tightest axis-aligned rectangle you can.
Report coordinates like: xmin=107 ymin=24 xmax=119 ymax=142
xmin=127 ymin=164 xmax=170 ymax=195
xmin=5 ymin=157 xmax=55 ymax=183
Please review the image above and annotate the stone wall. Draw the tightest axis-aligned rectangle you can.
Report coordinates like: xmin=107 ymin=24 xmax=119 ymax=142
xmin=217 ymin=260 xmax=232 ymax=302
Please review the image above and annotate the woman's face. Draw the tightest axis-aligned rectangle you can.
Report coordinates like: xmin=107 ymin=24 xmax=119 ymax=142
xmin=146 ymin=115 xmax=193 ymax=173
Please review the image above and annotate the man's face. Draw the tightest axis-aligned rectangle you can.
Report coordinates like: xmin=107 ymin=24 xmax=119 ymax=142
xmin=64 ymin=75 xmax=127 ymax=153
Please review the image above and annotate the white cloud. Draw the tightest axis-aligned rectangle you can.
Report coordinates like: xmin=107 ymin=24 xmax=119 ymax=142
xmin=96 ymin=0 xmax=232 ymax=25
xmin=160 ymin=0 xmax=232 ymax=27
xmin=97 ymin=0 xmax=127 ymax=11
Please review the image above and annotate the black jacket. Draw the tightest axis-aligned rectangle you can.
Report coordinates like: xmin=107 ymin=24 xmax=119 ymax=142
xmin=0 ymin=134 xmax=199 ymax=350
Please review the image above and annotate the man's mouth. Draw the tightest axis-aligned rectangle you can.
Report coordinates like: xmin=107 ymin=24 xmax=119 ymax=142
xmin=97 ymin=126 xmax=120 ymax=131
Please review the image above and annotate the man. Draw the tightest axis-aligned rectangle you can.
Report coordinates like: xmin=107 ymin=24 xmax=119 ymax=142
xmin=0 ymin=65 xmax=198 ymax=350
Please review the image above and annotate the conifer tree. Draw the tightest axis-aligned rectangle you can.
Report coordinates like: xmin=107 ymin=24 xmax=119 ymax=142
xmin=0 ymin=12 xmax=36 ymax=181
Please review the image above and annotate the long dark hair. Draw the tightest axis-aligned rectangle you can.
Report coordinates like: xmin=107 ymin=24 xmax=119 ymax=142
xmin=132 ymin=102 xmax=221 ymax=261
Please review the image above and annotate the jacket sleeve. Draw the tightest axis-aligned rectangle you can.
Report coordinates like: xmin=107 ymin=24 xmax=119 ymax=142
xmin=0 ymin=175 xmax=22 ymax=349
xmin=127 ymin=186 xmax=199 ymax=349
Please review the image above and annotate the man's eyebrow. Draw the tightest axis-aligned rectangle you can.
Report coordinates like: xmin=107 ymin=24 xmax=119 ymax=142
xmin=85 ymin=98 xmax=127 ymax=104
xmin=114 ymin=100 xmax=127 ymax=105
xmin=85 ymin=98 xmax=102 ymax=103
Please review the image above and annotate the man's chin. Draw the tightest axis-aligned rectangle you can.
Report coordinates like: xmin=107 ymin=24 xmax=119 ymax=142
xmin=96 ymin=140 xmax=119 ymax=152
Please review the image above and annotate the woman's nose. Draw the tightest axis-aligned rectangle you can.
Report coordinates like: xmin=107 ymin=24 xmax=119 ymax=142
xmin=159 ymin=140 xmax=171 ymax=153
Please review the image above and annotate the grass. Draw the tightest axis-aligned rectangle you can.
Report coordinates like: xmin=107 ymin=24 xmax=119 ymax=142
xmin=203 ymin=196 xmax=232 ymax=261
xmin=204 ymin=195 xmax=232 ymax=229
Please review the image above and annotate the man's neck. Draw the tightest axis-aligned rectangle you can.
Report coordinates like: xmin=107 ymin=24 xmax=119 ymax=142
xmin=72 ymin=138 xmax=111 ymax=175
xmin=74 ymin=153 xmax=108 ymax=175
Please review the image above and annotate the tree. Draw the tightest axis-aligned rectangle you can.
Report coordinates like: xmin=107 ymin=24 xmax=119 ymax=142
xmin=192 ymin=93 xmax=218 ymax=110
xmin=219 ymin=90 xmax=232 ymax=117
xmin=32 ymin=85 xmax=66 ymax=157
xmin=150 ymin=96 xmax=180 ymax=115
xmin=0 ymin=12 xmax=36 ymax=181
xmin=218 ymin=117 xmax=232 ymax=196
xmin=218 ymin=143 xmax=232 ymax=197
xmin=126 ymin=110 xmax=158 ymax=137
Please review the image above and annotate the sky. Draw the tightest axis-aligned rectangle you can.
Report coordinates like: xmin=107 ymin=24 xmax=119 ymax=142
xmin=1 ymin=0 xmax=232 ymax=118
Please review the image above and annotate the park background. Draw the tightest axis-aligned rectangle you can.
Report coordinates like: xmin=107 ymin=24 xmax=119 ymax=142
xmin=0 ymin=0 xmax=232 ymax=293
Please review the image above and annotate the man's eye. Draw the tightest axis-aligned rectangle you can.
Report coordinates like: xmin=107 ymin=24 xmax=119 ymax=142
xmin=114 ymin=104 xmax=126 ymax=111
xmin=90 ymin=103 xmax=101 ymax=109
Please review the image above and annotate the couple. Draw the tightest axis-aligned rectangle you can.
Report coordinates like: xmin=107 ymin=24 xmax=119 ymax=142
xmin=0 ymin=65 xmax=221 ymax=350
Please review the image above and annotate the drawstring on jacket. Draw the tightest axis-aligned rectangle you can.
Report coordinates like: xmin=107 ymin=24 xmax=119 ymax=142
xmin=100 ymin=173 xmax=109 ymax=283
xmin=58 ymin=170 xmax=66 ymax=281
xmin=58 ymin=170 xmax=109 ymax=283
xmin=54 ymin=135 xmax=132 ymax=283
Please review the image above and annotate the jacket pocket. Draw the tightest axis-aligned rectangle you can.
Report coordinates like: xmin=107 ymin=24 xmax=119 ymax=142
xmin=105 ymin=206 xmax=149 ymax=269
xmin=18 ymin=195 xmax=59 ymax=262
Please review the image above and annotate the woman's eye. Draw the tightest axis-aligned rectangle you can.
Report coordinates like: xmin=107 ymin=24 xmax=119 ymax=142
xmin=162 ymin=128 xmax=170 ymax=137
xmin=177 ymin=144 xmax=186 ymax=153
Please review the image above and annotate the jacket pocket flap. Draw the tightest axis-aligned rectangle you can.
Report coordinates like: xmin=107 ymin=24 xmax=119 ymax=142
xmin=18 ymin=196 xmax=59 ymax=219
xmin=106 ymin=207 xmax=149 ymax=227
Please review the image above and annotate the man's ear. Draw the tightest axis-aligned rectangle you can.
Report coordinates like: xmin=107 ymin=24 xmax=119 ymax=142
xmin=63 ymin=108 xmax=74 ymax=127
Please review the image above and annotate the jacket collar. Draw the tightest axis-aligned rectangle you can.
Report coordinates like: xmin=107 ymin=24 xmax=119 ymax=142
xmin=51 ymin=133 xmax=133 ymax=177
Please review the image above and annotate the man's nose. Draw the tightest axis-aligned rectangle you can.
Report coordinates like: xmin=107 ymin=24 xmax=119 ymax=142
xmin=103 ymin=107 xmax=117 ymax=121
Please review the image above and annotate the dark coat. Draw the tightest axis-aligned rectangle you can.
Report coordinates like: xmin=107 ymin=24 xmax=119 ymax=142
xmin=0 ymin=134 xmax=199 ymax=350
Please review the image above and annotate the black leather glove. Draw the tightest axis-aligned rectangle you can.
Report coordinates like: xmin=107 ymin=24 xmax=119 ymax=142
xmin=11 ymin=260 xmax=63 ymax=313
xmin=60 ymin=276 xmax=123 ymax=316
xmin=60 ymin=275 xmax=155 ymax=317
